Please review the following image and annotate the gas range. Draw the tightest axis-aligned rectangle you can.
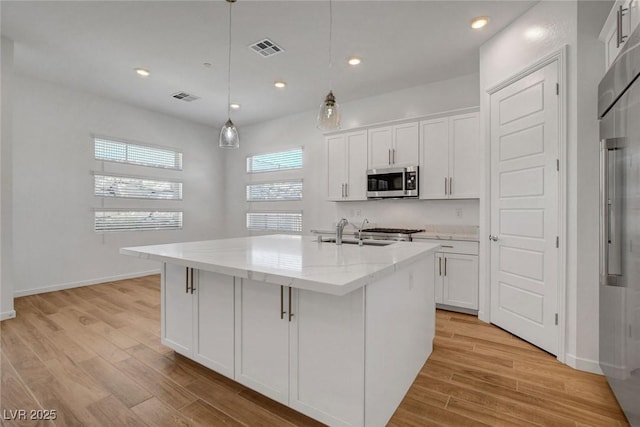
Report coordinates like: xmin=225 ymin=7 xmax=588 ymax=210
xmin=357 ymin=228 xmax=424 ymax=242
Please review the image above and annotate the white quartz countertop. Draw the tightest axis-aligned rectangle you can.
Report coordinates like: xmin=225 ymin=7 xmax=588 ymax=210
xmin=121 ymin=234 xmax=439 ymax=296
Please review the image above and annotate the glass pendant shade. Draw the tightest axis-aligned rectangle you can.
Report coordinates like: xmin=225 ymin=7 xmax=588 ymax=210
xmin=317 ymin=90 xmax=341 ymax=131
xmin=219 ymin=118 xmax=239 ymax=149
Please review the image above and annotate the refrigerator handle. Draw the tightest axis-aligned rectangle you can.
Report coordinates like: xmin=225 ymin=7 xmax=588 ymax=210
xmin=601 ymin=138 xmax=625 ymax=287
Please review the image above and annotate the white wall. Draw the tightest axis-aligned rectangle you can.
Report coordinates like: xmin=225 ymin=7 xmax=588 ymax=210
xmin=479 ymin=0 xmax=611 ymax=373
xmin=224 ymin=73 xmax=480 ymax=238
xmin=1 ymin=36 xmax=15 ymax=320
xmin=11 ymin=73 xmax=225 ymax=296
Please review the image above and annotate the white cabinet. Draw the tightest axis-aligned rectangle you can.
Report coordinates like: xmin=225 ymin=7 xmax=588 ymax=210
xmin=601 ymin=0 xmax=640 ymax=70
xmin=420 ymin=112 xmax=479 ymax=199
xmin=414 ymin=239 xmax=479 ymax=312
xmin=327 ymin=131 xmax=367 ymax=201
xmin=162 ymin=264 xmax=235 ymax=377
xmin=367 ymin=122 xmax=419 ymax=169
xmin=234 ymin=279 xmax=290 ymax=404
xmin=162 ymin=263 xmax=194 ymax=356
xmin=194 ymin=271 xmax=235 ymax=378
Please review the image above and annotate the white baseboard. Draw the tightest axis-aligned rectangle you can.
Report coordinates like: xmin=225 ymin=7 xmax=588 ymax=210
xmin=13 ymin=270 xmax=161 ymax=298
xmin=565 ymin=353 xmax=603 ymax=375
xmin=0 ymin=310 xmax=16 ymax=321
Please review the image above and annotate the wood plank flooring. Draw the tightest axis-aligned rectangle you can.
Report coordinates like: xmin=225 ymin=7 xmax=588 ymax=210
xmin=0 ymin=275 xmax=629 ymax=426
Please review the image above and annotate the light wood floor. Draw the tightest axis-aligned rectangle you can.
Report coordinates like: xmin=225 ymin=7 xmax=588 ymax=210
xmin=0 ymin=275 xmax=629 ymax=426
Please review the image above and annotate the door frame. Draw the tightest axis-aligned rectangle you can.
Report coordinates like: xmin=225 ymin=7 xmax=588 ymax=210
xmin=481 ymin=46 xmax=567 ymax=363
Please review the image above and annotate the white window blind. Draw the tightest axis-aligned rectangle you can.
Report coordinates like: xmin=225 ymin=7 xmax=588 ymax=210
xmin=94 ymin=137 xmax=183 ymax=170
xmin=246 ymin=180 xmax=302 ymax=202
xmin=95 ymin=174 xmax=182 ymax=200
xmin=95 ymin=210 xmax=183 ymax=232
xmin=246 ymin=148 xmax=302 ymax=173
xmin=246 ymin=212 xmax=302 ymax=232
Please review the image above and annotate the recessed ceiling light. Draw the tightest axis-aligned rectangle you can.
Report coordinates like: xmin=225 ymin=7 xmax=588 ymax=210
xmin=470 ymin=16 xmax=489 ymax=30
xmin=348 ymin=57 xmax=361 ymax=66
xmin=135 ymin=68 xmax=150 ymax=77
xmin=230 ymin=103 xmax=240 ymax=110
xmin=274 ymin=81 xmax=286 ymax=89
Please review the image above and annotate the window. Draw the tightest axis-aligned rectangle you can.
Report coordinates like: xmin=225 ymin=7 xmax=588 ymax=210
xmin=93 ymin=136 xmax=184 ymax=233
xmin=246 ymin=148 xmax=302 ymax=173
xmin=94 ymin=174 xmax=182 ymax=200
xmin=246 ymin=212 xmax=302 ymax=232
xmin=246 ymin=180 xmax=302 ymax=202
xmin=246 ymin=147 xmax=304 ymax=233
xmin=94 ymin=137 xmax=183 ymax=170
xmin=94 ymin=210 xmax=183 ymax=232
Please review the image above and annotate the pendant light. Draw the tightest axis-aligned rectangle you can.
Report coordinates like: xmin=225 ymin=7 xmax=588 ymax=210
xmin=219 ymin=0 xmax=239 ymax=149
xmin=317 ymin=0 xmax=341 ymax=131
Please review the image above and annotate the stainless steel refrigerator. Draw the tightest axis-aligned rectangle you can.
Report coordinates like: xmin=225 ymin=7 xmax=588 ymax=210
xmin=599 ymin=23 xmax=640 ymax=427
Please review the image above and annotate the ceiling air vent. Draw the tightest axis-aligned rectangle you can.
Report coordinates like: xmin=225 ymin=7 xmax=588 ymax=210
xmin=249 ymin=38 xmax=284 ymax=57
xmin=172 ymin=92 xmax=200 ymax=102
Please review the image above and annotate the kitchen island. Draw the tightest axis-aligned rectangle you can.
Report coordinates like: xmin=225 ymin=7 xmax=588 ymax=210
xmin=121 ymin=234 xmax=438 ymax=427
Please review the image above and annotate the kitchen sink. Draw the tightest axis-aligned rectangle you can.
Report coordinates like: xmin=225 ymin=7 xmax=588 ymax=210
xmin=319 ymin=238 xmax=394 ymax=246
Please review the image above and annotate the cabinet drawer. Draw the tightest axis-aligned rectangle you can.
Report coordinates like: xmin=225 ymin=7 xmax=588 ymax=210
xmin=413 ymin=238 xmax=478 ymax=255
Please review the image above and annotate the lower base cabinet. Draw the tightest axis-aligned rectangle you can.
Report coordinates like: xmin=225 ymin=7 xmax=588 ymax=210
xmin=162 ymin=256 xmax=434 ymax=427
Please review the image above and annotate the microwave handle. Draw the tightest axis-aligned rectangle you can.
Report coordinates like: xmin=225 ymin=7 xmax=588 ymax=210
xmin=402 ymin=169 xmax=407 ymax=194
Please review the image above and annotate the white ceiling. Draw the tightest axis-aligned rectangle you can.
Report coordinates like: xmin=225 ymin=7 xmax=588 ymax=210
xmin=1 ymin=1 xmax=537 ymax=127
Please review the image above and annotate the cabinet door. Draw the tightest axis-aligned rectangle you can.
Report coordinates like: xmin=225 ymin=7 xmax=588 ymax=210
xmin=327 ymin=135 xmax=347 ymax=201
xmin=194 ymin=271 xmax=235 ymax=379
xmin=235 ymin=279 xmax=289 ymax=405
xmin=449 ymin=113 xmax=480 ymax=199
xmin=442 ymin=254 xmax=479 ymax=310
xmin=419 ymin=118 xmax=449 ymax=199
xmin=346 ymin=131 xmax=368 ymax=200
xmin=392 ymin=122 xmax=419 ymax=167
xmin=289 ymin=288 xmax=365 ymax=427
xmin=434 ymin=254 xmax=444 ymax=304
xmin=368 ymin=126 xmax=393 ymax=169
xmin=162 ymin=263 xmax=193 ymax=356
xmin=631 ymin=0 xmax=640 ymax=35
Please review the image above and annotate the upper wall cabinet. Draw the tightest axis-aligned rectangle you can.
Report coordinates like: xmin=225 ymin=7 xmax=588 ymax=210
xmin=420 ymin=112 xmax=479 ymax=199
xmin=367 ymin=122 xmax=419 ymax=169
xmin=327 ymin=131 xmax=368 ymax=201
xmin=600 ymin=0 xmax=640 ymax=70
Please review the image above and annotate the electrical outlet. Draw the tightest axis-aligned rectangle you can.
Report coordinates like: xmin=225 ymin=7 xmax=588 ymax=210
xmin=456 ymin=208 xmax=463 ymax=218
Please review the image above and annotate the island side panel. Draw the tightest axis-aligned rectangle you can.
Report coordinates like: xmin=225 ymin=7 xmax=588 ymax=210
xmin=289 ymin=287 xmax=365 ymax=427
xmin=364 ymin=254 xmax=435 ymax=427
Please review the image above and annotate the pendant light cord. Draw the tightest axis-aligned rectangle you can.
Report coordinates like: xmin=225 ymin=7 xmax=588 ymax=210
xmin=328 ymin=0 xmax=333 ymax=90
xmin=227 ymin=0 xmax=233 ymax=118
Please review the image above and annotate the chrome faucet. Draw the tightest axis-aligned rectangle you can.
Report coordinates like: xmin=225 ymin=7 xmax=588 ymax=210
xmin=358 ymin=218 xmax=370 ymax=246
xmin=336 ymin=218 xmax=349 ymax=245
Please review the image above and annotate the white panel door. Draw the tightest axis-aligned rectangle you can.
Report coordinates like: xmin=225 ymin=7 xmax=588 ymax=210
xmin=368 ymin=126 xmax=393 ymax=169
xmin=327 ymin=135 xmax=347 ymax=201
xmin=235 ymin=279 xmax=289 ymax=404
xmin=162 ymin=263 xmax=193 ymax=356
xmin=194 ymin=271 xmax=235 ymax=379
xmin=490 ymin=60 xmax=559 ymax=355
xmin=346 ymin=131 xmax=368 ymax=200
xmin=393 ymin=122 xmax=419 ymax=167
xmin=450 ymin=113 xmax=480 ymax=199
xmin=420 ymin=118 xmax=449 ymax=199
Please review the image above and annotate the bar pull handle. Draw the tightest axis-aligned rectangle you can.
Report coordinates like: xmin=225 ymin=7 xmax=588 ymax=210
xmin=288 ymin=287 xmax=294 ymax=322
xmin=438 ymin=257 xmax=442 ymax=276
xmin=601 ymin=138 xmax=626 ymax=286
xmin=190 ymin=268 xmax=195 ymax=294
xmin=449 ymin=177 xmax=453 ymax=195
xmin=345 ymin=183 xmax=348 ymax=198
xmin=444 ymin=177 xmax=448 ymax=195
xmin=444 ymin=257 xmax=447 ymax=276
xmin=617 ymin=5 xmax=629 ymax=48
xmin=441 ymin=245 xmax=454 ymax=249
xmin=185 ymin=267 xmax=189 ymax=294
xmin=393 ymin=149 xmax=396 ymax=164
xmin=280 ymin=286 xmax=285 ymax=319
xmin=388 ymin=149 xmax=391 ymax=165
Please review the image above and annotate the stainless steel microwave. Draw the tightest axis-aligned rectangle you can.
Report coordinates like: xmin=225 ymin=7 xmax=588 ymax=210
xmin=366 ymin=166 xmax=419 ymax=198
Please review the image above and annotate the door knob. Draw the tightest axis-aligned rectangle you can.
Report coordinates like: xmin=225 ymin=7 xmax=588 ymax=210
xmin=489 ymin=235 xmax=499 ymax=241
